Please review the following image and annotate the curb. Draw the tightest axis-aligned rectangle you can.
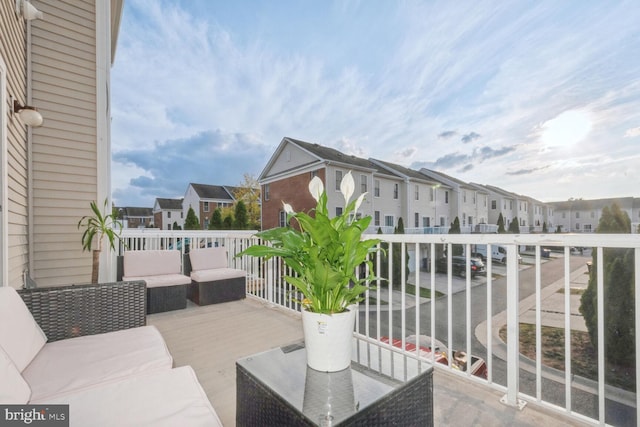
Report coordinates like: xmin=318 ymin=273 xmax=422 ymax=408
xmin=474 ymin=264 xmax=635 ymax=406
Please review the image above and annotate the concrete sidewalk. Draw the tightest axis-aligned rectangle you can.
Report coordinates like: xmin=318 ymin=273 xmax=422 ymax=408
xmin=518 ymin=264 xmax=589 ymax=332
xmin=475 ymin=263 xmax=590 ymax=360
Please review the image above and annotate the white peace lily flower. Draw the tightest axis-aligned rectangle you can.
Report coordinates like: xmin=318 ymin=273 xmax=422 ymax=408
xmin=308 ymin=177 xmax=324 ymax=203
xmin=354 ymin=192 xmax=367 ymax=214
xmin=340 ymin=171 xmax=355 ymax=206
xmin=282 ymin=202 xmax=294 ymax=215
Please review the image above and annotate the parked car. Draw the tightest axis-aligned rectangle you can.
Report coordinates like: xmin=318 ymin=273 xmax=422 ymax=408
xmin=436 ymin=256 xmax=485 ymax=277
xmin=540 ymin=247 xmax=551 ymax=258
xmin=380 ymin=335 xmax=488 ymax=379
xmin=470 ymin=244 xmax=522 ymax=263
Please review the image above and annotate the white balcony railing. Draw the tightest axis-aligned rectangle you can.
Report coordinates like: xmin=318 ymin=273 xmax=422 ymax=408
xmin=117 ymin=229 xmax=640 ymax=426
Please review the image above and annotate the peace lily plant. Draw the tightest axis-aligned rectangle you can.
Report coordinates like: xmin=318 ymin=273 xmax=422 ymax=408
xmin=239 ymin=171 xmax=381 ymax=314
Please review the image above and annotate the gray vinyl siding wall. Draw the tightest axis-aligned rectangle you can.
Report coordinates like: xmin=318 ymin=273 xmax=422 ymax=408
xmin=1 ymin=0 xmax=29 ymax=288
xmin=30 ymin=0 xmax=98 ymax=285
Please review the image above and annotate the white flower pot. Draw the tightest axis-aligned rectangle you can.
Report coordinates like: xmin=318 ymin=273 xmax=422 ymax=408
xmin=302 ymin=307 xmax=356 ymax=372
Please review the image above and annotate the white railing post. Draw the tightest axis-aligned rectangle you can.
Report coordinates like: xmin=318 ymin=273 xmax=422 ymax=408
xmin=501 ymin=244 xmax=526 ymax=409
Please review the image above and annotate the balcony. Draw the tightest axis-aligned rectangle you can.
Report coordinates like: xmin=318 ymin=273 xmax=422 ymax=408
xmin=116 ymin=230 xmax=640 ymax=426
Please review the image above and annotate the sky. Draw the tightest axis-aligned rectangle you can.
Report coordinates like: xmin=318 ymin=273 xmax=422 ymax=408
xmin=111 ymin=0 xmax=640 ymax=208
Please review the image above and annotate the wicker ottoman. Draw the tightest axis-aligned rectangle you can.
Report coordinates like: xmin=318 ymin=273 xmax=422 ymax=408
xmin=188 ymin=274 xmax=246 ymax=306
xmin=147 ymin=284 xmax=187 ymax=314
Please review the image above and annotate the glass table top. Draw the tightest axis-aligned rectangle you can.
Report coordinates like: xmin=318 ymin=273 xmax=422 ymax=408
xmin=237 ymin=338 xmax=432 ymax=425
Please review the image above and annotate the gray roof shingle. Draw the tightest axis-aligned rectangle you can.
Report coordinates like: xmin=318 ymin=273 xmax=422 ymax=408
xmin=190 ymin=183 xmax=235 ymax=201
xmin=156 ymin=198 xmax=183 ymax=210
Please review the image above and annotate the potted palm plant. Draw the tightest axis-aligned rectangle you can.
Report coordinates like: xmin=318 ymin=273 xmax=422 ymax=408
xmin=238 ymin=171 xmax=381 ymax=371
xmin=77 ymin=199 xmax=123 ymax=284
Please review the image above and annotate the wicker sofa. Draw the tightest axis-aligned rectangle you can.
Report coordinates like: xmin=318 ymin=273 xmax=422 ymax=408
xmin=0 ymin=281 xmax=222 ymax=426
xmin=186 ymin=247 xmax=247 ymax=305
xmin=121 ymin=250 xmax=191 ymax=314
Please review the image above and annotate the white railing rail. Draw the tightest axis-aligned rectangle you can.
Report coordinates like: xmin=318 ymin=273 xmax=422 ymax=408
xmin=117 ymin=229 xmax=640 ymax=425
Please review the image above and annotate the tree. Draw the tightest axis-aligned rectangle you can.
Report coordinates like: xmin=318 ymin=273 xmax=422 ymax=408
xmin=184 ymin=207 xmax=200 ymax=230
xmin=542 ymin=222 xmax=548 ymax=233
xmin=234 ymin=200 xmax=248 ymax=229
xmin=233 ymin=173 xmax=261 ymax=229
xmin=375 ymin=227 xmax=389 ymax=280
xmin=77 ymin=199 xmax=122 ymax=283
xmin=449 ymin=216 xmax=463 ymax=256
xmin=579 ymin=203 xmax=634 ymax=366
xmin=508 ymin=216 xmax=520 ymax=234
xmin=223 ymin=214 xmax=233 ymax=229
xmin=172 ymin=221 xmax=181 ymax=230
xmin=392 ymin=218 xmax=410 ymax=288
xmin=209 ymin=208 xmax=222 ymax=230
xmin=497 ymin=213 xmax=506 ymax=233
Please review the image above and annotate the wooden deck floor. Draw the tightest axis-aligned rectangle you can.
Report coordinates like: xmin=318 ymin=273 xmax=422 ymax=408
xmin=148 ymin=297 xmax=588 ymax=427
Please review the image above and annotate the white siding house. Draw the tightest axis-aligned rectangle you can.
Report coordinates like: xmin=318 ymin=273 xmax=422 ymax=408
xmin=1 ymin=0 xmax=123 ymax=287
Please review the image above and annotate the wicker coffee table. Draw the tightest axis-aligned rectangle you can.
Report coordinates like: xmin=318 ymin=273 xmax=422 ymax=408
xmin=236 ymin=340 xmax=433 ymax=426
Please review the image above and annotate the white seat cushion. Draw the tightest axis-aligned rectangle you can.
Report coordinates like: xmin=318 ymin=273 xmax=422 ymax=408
xmin=123 ymin=274 xmax=191 ymax=288
xmin=24 ymin=326 xmax=173 ymax=402
xmin=43 ymin=366 xmax=223 ymax=427
xmin=0 ymin=287 xmax=47 ymax=372
xmin=189 ymin=247 xmax=228 ymax=271
xmin=191 ymin=268 xmax=246 ymax=282
xmin=0 ymin=345 xmax=31 ymax=403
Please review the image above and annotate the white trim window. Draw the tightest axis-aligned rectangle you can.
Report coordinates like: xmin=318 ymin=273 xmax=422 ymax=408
xmin=203 ymin=201 xmax=209 ymax=212
xmin=393 ymin=183 xmax=399 ymax=200
xmin=374 ymin=180 xmax=380 ymax=197
xmin=384 ymin=215 xmax=394 ymax=227
xmin=279 ymin=210 xmax=286 ymax=227
xmin=335 ymin=170 xmax=343 ymax=191
xmin=374 ymin=211 xmax=380 ymax=226
xmin=415 ymin=185 xmax=419 ymax=200
xmin=360 ymin=174 xmax=367 ymax=193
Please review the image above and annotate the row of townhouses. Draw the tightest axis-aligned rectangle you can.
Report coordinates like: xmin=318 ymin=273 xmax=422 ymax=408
xmin=126 ymin=137 xmax=640 ymax=235
xmin=257 ymin=137 xmax=640 ymax=234
xmin=551 ymin=197 xmax=640 ymax=233
xmin=118 ymin=183 xmax=240 ymax=230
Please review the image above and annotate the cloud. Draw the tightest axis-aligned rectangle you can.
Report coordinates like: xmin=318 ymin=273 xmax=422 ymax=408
xmin=476 ymin=145 xmax=517 ymax=160
xmin=112 ymin=130 xmax=270 ymax=206
xmin=335 ymin=138 xmax=367 ymax=157
xmin=419 ymin=144 xmax=518 ymax=172
xmin=438 ymin=130 xmax=457 ymax=139
xmin=624 ymin=127 xmax=640 ymax=138
xmin=396 ymin=147 xmax=416 ymax=158
xmin=506 ymin=165 xmax=550 ymax=176
xmin=110 ymin=1 xmax=640 ymax=206
xmin=431 ymin=152 xmax=470 ymax=169
xmin=461 ymin=132 xmax=481 ymax=143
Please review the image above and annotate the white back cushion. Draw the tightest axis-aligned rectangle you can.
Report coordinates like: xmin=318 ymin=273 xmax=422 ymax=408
xmin=0 ymin=287 xmax=47 ymax=372
xmin=0 ymin=345 xmax=31 ymax=403
xmin=189 ymin=247 xmax=228 ymax=271
xmin=124 ymin=250 xmax=181 ymax=277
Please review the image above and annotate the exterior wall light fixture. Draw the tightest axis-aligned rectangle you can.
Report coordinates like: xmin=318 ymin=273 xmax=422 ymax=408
xmin=12 ymin=99 xmax=44 ymax=127
xmin=15 ymin=0 xmax=44 ymax=21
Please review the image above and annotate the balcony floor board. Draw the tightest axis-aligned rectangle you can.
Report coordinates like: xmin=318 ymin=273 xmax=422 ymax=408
xmin=148 ymin=297 xmax=587 ymax=427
